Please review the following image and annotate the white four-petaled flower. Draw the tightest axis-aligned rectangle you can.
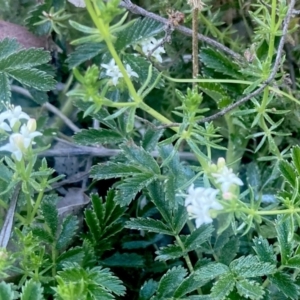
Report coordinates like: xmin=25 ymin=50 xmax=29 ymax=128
xmin=0 ymin=105 xmax=30 ymax=128
xmin=185 ymin=184 xmax=222 ymax=228
xmin=139 ymin=37 xmax=165 ymax=63
xmin=101 ymin=59 xmax=138 ymax=86
xmin=0 ymin=107 xmax=42 ymax=161
xmin=212 ymin=166 xmax=243 ymax=194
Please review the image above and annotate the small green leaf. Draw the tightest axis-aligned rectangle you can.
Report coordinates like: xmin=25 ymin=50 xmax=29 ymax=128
xmin=123 ymin=54 xmax=163 ymax=87
xmin=156 ymin=244 xmax=183 ymax=261
xmin=253 ymin=237 xmax=276 ymax=264
xmin=41 ymin=200 xmax=58 ymax=237
xmin=139 ymin=279 xmax=158 ymax=300
xmin=121 ymin=142 xmax=160 ymax=174
xmin=218 ymin=237 xmax=239 ymax=266
xmin=275 ymin=216 xmax=293 ymax=265
xmin=156 ymin=266 xmax=188 ymax=298
xmin=200 ymin=47 xmax=241 ymax=78
xmin=230 ymin=255 xmax=275 ymax=278
xmin=67 ymin=43 xmax=105 ymax=68
xmin=269 ymin=271 xmax=298 ymax=299
xmin=115 ymin=173 xmax=156 ymax=205
xmin=102 ymin=252 xmax=144 ymax=268
xmin=126 ymin=218 xmax=173 ymax=235
xmin=20 ymin=280 xmax=44 ymax=300
xmin=0 ymin=72 xmax=11 ymax=102
xmin=74 ymin=128 xmax=123 ymax=145
xmin=236 ymin=279 xmax=264 ymax=300
xmin=185 ymin=224 xmax=214 ymax=252
xmin=0 ymin=281 xmax=14 ymax=300
xmin=142 ymin=125 xmax=164 ymax=151
xmin=194 ymin=263 xmax=229 ymax=281
xmin=279 ymin=160 xmax=296 ymax=188
xmin=210 ymin=272 xmax=235 ymax=300
xmin=7 ymin=68 xmax=56 ymax=91
xmin=56 ymin=215 xmax=78 ymax=250
xmin=90 ymin=162 xmax=142 ymax=180
xmin=292 ymin=146 xmax=300 ymax=176
xmin=115 ymin=18 xmax=163 ymax=50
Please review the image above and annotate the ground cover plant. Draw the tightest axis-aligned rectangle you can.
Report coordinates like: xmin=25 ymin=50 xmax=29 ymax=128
xmin=0 ymin=0 xmax=300 ymax=299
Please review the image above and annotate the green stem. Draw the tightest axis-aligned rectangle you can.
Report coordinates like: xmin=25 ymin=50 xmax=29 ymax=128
xmin=30 ymin=190 xmax=45 ymax=223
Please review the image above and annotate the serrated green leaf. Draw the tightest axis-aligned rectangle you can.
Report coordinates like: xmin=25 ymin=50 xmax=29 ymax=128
xmin=0 ymin=72 xmax=11 ymax=102
xmin=171 ymin=203 xmax=188 ymax=234
xmin=57 ymin=247 xmax=85 ymax=269
xmin=0 ymin=38 xmax=20 ymax=60
xmin=31 ymin=226 xmax=54 ymax=243
xmin=126 ymin=217 xmax=173 ymax=235
xmin=102 ymin=252 xmax=144 ymax=268
xmin=142 ymin=125 xmax=164 ymax=151
xmin=67 ymin=43 xmax=104 ymax=68
xmin=115 ymin=18 xmax=163 ymax=51
xmin=155 ymin=244 xmax=183 ymax=261
xmin=236 ymin=279 xmax=264 ymax=300
xmin=174 ymin=273 xmax=208 ymax=298
xmin=74 ymin=128 xmax=123 ymax=145
xmin=139 ymin=279 xmax=158 ymax=300
xmin=156 ymin=266 xmax=188 ymax=298
xmin=7 ymin=68 xmax=56 ymax=90
xmin=275 ymin=216 xmax=293 ymax=265
xmin=269 ymin=271 xmax=298 ymax=299
xmin=90 ymin=162 xmax=142 ymax=180
xmin=0 ymin=281 xmax=14 ymax=300
xmin=20 ymin=280 xmax=43 ymax=300
xmin=198 ymin=82 xmax=232 ymax=108
xmin=185 ymin=224 xmax=214 ymax=252
xmin=218 ymin=237 xmax=239 ymax=266
xmin=246 ymin=162 xmax=261 ymax=192
xmin=253 ymin=237 xmax=276 ymax=264
xmin=279 ymin=160 xmax=296 ymax=188
xmin=115 ymin=173 xmax=156 ymax=205
xmin=123 ymin=54 xmax=163 ymax=87
xmin=210 ymin=272 xmax=235 ymax=300
xmin=230 ymin=255 xmax=275 ymax=278
xmin=56 ymin=215 xmax=78 ymax=250
xmin=41 ymin=200 xmax=58 ymax=237
xmin=147 ymin=181 xmax=172 ymax=224
xmin=292 ymin=146 xmax=300 ymax=176
xmin=286 ymin=255 xmax=300 ymax=269
xmin=121 ymin=142 xmax=160 ymax=174
xmin=0 ymin=48 xmax=50 ymax=69
xmin=200 ymin=47 xmax=240 ymax=78
xmin=85 ymin=209 xmax=101 ymax=241
xmin=194 ymin=263 xmax=229 ymax=281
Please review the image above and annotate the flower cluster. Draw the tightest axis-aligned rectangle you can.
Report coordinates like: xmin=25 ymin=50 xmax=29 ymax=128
xmin=137 ymin=37 xmax=165 ymax=63
xmin=184 ymin=158 xmax=243 ymax=228
xmin=185 ymin=184 xmax=222 ymax=228
xmin=101 ymin=59 xmax=138 ymax=86
xmin=211 ymin=158 xmax=243 ymax=199
xmin=0 ymin=105 xmax=42 ymax=161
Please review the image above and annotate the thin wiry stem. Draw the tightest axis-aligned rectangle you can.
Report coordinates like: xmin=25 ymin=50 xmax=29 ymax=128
xmin=198 ymin=0 xmax=296 ymax=124
xmin=120 ymin=0 xmax=243 ymax=61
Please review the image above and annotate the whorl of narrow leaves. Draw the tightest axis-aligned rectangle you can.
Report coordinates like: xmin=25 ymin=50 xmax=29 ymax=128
xmin=0 ymin=38 xmax=56 ymax=102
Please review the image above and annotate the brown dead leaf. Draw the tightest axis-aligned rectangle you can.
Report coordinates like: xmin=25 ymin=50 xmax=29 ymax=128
xmin=0 ymin=20 xmax=49 ymax=49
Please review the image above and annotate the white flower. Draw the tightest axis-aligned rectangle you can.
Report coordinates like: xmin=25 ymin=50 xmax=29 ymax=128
xmin=0 ymin=113 xmax=11 ymax=132
xmin=0 ymin=106 xmax=30 ymax=128
xmin=20 ymin=118 xmax=42 ymax=147
xmin=0 ymin=133 xmax=27 ymax=161
xmin=185 ymin=184 xmax=222 ymax=228
xmin=125 ymin=64 xmax=138 ymax=79
xmin=139 ymin=37 xmax=165 ymax=63
xmin=101 ymin=59 xmax=123 ymax=86
xmin=101 ymin=59 xmax=139 ymax=85
xmin=212 ymin=166 xmax=243 ymax=194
